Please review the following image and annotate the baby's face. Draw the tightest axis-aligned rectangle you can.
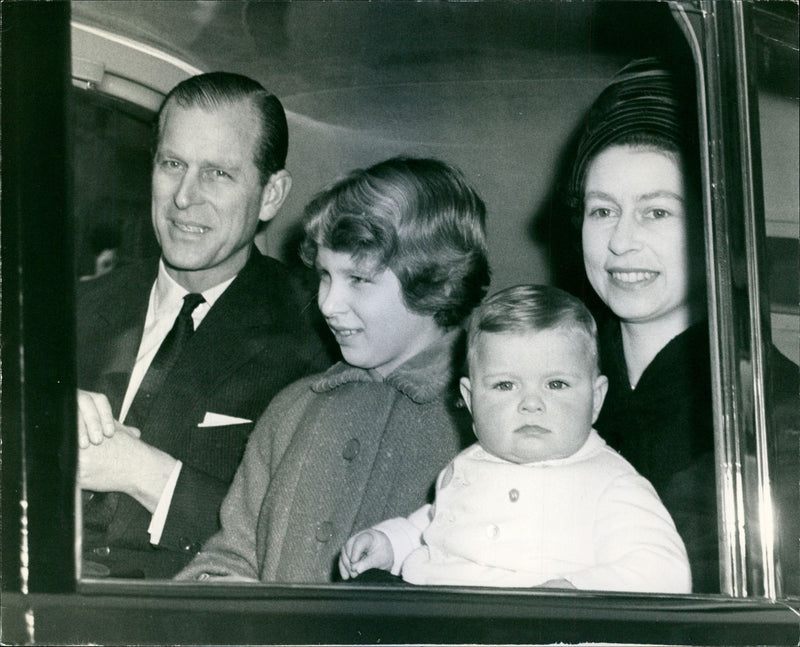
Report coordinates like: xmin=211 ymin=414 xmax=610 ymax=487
xmin=460 ymin=329 xmax=607 ymax=464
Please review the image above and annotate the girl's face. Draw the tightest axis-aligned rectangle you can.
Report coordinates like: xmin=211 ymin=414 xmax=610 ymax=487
xmin=315 ymin=247 xmax=445 ymax=377
xmin=581 ymin=145 xmax=700 ymax=330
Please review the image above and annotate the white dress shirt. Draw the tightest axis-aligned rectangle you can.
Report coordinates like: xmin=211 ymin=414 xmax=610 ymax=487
xmin=119 ymin=259 xmax=234 ymax=544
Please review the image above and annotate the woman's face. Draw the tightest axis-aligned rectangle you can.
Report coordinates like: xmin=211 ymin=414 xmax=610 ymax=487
xmin=581 ymin=145 xmax=700 ymax=330
xmin=315 ymin=247 xmax=445 ymax=377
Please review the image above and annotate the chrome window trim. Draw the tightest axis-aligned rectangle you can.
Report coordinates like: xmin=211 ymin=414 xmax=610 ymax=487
xmin=729 ymin=0 xmax=779 ymax=601
xmin=673 ymin=0 xmax=787 ymax=599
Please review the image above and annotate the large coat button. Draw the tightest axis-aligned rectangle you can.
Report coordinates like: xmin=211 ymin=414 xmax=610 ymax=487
xmin=342 ymin=439 xmax=360 ymax=461
xmin=315 ymin=521 xmax=333 ymax=543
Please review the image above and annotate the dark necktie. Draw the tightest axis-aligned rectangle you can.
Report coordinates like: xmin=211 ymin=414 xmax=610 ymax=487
xmin=83 ymin=292 xmax=205 ymax=552
xmin=124 ymin=292 xmax=205 ymax=431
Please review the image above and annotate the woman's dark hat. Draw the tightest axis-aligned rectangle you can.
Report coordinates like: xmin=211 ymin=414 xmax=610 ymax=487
xmin=567 ymin=57 xmax=696 ymax=204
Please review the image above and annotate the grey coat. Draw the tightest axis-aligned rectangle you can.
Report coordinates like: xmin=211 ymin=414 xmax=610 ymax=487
xmin=176 ymin=330 xmax=472 ymax=583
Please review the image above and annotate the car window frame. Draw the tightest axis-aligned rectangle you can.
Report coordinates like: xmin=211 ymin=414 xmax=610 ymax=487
xmin=674 ymin=0 xmax=795 ymax=600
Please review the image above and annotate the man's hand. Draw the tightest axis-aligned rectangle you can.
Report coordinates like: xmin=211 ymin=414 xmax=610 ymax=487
xmin=78 ymin=422 xmax=177 ymax=513
xmin=338 ymin=529 xmax=394 ymax=580
xmin=77 ymin=389 xmax=139 ymax=448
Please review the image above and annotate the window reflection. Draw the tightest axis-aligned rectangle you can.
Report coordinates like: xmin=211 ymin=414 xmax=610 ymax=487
xmin=70 ymin=89 xmax=157 ymax=278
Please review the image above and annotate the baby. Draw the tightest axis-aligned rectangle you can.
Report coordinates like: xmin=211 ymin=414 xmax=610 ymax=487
xmin=339 ymin=285 xmax=691 ymax=593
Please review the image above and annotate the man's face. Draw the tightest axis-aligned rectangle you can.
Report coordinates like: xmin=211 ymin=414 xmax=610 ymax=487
xmin=151 ymin=100 xmax=268 ymax=292
xmin=460 ymin=329 xmax=607 ymax=464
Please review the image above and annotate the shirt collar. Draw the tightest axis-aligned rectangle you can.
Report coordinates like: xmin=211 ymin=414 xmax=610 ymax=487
xmin=311 ymin=329 xmax=465 ymax=404
xmin=154 ymin=258 xmax=236 ymax=317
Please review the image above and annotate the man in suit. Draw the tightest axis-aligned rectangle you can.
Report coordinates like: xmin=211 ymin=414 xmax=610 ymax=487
xmin=76 ymin=72 xmax=333 ymax=579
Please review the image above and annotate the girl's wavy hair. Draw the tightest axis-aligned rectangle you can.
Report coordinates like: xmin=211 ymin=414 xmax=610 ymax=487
xmin=300 ymin=157 xmax=490 ymax=328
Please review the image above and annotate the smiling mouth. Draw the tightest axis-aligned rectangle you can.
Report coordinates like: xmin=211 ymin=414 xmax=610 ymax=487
xmin=328 ymin=326 xmax=361 ymax=339
xmin=171 ymin=220 xmax=210 ymax=234
xmin=608 ymin=270 xmax=658 ymax=284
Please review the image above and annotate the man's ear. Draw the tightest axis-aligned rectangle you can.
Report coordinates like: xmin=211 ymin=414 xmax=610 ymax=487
xmin=258 ymin=169 xmax=292 ymax=223
xmin=459 ymin=377 xmax=474 ymax=415
xmin=591 ymin=374 xmax=608 ymax=424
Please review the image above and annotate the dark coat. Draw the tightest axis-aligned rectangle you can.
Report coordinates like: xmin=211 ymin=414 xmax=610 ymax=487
xmin=595 ymin=321 xmax=718 ymax=593
xmin=595 ymin=319 xmax=799 ymax=594
xmin=77 ymin=248 xmax=335 ymax=578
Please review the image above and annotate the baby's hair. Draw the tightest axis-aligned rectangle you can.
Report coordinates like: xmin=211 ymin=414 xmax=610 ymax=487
xmin=300 ymin=157 xmax=490 ymax=328
xmin=467 ymin=284 xmax=600 ymax=373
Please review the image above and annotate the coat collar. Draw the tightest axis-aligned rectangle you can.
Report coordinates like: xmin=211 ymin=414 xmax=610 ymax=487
xmin=311 ymin=329 xmax=465 ymax=404
xmin=193 ymin=246 xmax=306 ymax=332
xmin=95 ymin=247 xmax=275 ymax=331
xmin=600 ymin=318 xmax=709 ymax=395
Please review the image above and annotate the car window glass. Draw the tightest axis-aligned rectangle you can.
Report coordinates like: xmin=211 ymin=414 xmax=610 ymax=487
xmin=754 ymin=6 xmax=800 ymax=597
xmin=70 ymin=0 xmax=797 ymax=598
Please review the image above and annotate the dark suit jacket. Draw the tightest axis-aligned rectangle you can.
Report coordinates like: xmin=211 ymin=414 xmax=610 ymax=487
xmin=77 ymin=248 xmax=335 ymax=578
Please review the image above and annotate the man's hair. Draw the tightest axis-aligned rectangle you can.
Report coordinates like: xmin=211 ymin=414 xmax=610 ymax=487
xmin=467 ymin=284 xmax=600 ymax=373
xmin=156 ymin=71 xmax=288 ymax=184
xmin=300 ymin=157 xmax=490 ymax=328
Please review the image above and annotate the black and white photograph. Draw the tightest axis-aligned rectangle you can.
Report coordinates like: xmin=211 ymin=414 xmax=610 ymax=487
xmin=2 ymin=1 xmax=798 ymax=644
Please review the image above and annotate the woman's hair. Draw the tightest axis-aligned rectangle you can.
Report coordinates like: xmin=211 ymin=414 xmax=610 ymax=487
xmin=466 ymin=284 xmax=600 ymax=374
xmin=564 ymin=57 xmax=700 ymax=231
xmin=156 ymin=71 xmax=288 ymax=184
xmin=300 ymin=157 xmax=490 ymax=328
